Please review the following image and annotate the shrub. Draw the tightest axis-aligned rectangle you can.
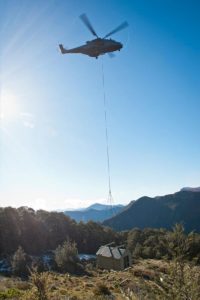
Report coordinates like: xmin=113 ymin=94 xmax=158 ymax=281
xmin=93 ymin=283 xmax=111 ymax=296
xmin=0 ymin=288 xmax=22 ymax=299
xmin=54 ymin=240 xmax=79 ymax=273
xmin=162 ymin=224 xmax=200 ymax=300
xmin=30 ymin=270 xmax=49 ymax=300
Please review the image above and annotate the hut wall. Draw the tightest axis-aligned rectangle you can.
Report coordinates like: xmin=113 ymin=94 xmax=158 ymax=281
xmin=97 ymin=256 xmax=122 ymax=271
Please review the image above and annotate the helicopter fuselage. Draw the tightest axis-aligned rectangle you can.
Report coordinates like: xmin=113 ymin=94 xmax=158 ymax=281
xmin=59 ymin=38 xmax=123 ymax=58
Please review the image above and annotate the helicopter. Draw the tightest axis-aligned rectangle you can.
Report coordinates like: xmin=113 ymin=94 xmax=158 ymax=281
xmin=59 ymin=14 xmax=128 ymax=58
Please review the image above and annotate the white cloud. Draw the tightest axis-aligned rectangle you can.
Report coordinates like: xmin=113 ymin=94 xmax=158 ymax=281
xmin=20 ymin=112 xmax=35 ymax=129
xmin=33 ymin=198 xmax=48 ymax=210
xmin=20 ymin=112 xmax=34 ymax=118
xmin=63 ymin=198 xmax=84 ymax=210
xmin=23 ymin=120 xmax=35 ymax=128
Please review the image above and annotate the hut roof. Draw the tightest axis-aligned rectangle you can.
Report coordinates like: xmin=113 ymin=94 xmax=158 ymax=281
xmin=96 ymin=245 xmax=126 ymax=259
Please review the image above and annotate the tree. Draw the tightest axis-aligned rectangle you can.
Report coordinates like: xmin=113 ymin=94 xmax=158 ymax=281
xmin=167 ymin=223 xmax=188 ymax=260
xmin=12 ymin=246 xmax=28 ymax=277
xmin=0 ymin=207 xmax=21 ymax=254
xmin=133 ymin=242 xmax=142 ymax=258
xmin=54 ymin=240 xmax=79 ymax=273
xmin=127 ymin=228 xmax=142 ymax=253
xmin=165 ymin=224 xmax=200 ymax=300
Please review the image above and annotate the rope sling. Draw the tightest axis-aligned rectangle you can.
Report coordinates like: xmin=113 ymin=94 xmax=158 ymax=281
xmin=101 ymin=60 xmax=115 ymax=212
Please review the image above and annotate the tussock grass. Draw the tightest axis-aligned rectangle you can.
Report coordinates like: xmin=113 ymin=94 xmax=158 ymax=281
xmin=0 ymin=260 xmax=199 ymax=299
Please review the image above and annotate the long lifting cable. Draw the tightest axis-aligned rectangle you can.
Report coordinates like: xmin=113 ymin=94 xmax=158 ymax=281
xmin=101 ymin=59 xmax=114 ymax=212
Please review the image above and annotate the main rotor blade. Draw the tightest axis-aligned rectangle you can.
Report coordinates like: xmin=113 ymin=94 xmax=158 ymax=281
xmin=103 ymin=21 xmax=128 ymax=38
xmin=80 ymin=13 xmax=98 ymax=38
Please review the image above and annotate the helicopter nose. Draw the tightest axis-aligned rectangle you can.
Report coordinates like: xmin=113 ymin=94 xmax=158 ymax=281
xmin=119 ymin=42 xmax=123 ymax=49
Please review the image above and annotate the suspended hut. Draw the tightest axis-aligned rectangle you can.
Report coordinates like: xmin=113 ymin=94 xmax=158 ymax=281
xmin=96 ymin=243 xmax=132 ymax=271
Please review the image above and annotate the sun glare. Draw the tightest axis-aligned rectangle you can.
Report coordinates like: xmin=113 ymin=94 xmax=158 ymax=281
xmin=0 ymin=89 xmax=19 ymax=121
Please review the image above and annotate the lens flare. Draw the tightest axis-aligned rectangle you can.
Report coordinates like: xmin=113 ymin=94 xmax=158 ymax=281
xmin=0 ymin=89 xmax=19 ymax=121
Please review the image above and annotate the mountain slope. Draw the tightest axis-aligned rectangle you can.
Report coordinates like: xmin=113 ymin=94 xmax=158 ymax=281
xmin=64 ymin=204 xmax=124 ymax=223
xmin=84 ymin=203 xmax=123 ymax=211
xmin=103 ymin=191 xmax=200 ymax=232
xmin=181 ymin=187 xmax=200 ymax=192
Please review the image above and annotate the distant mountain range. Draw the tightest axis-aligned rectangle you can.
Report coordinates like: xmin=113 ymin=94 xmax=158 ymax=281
xmin=84 ymin=203 xmax=124 ymax=211
xmin=180 ymin=187 xmax=200 ymax=192
xmin=63 ymin=203 xmax=124 ymax=223
xmin=103 ymin=189 xmax=200 ymax=232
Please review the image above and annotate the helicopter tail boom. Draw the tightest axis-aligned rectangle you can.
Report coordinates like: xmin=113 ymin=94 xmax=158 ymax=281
xmin=59 ymin=44 xmax=68 ymax=54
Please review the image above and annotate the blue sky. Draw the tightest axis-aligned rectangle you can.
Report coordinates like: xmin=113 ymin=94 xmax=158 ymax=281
xmin=0 ymin=0 xmax=199 ymax=210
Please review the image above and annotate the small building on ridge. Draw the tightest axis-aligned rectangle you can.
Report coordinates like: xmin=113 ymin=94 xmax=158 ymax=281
xmin=96 ymin=243 xmax=132 ymax=271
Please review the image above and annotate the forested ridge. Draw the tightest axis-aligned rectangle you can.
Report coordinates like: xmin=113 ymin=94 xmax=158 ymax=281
xmin=0 ymin=206 xmax=121 ymax=256
xmin=1 ymin=206 xmax=200 ymax=300
xmin=1 ymin=206 xmax=200 ymax=264
xmin=104 ymin=191 xmax=200 ymax=231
